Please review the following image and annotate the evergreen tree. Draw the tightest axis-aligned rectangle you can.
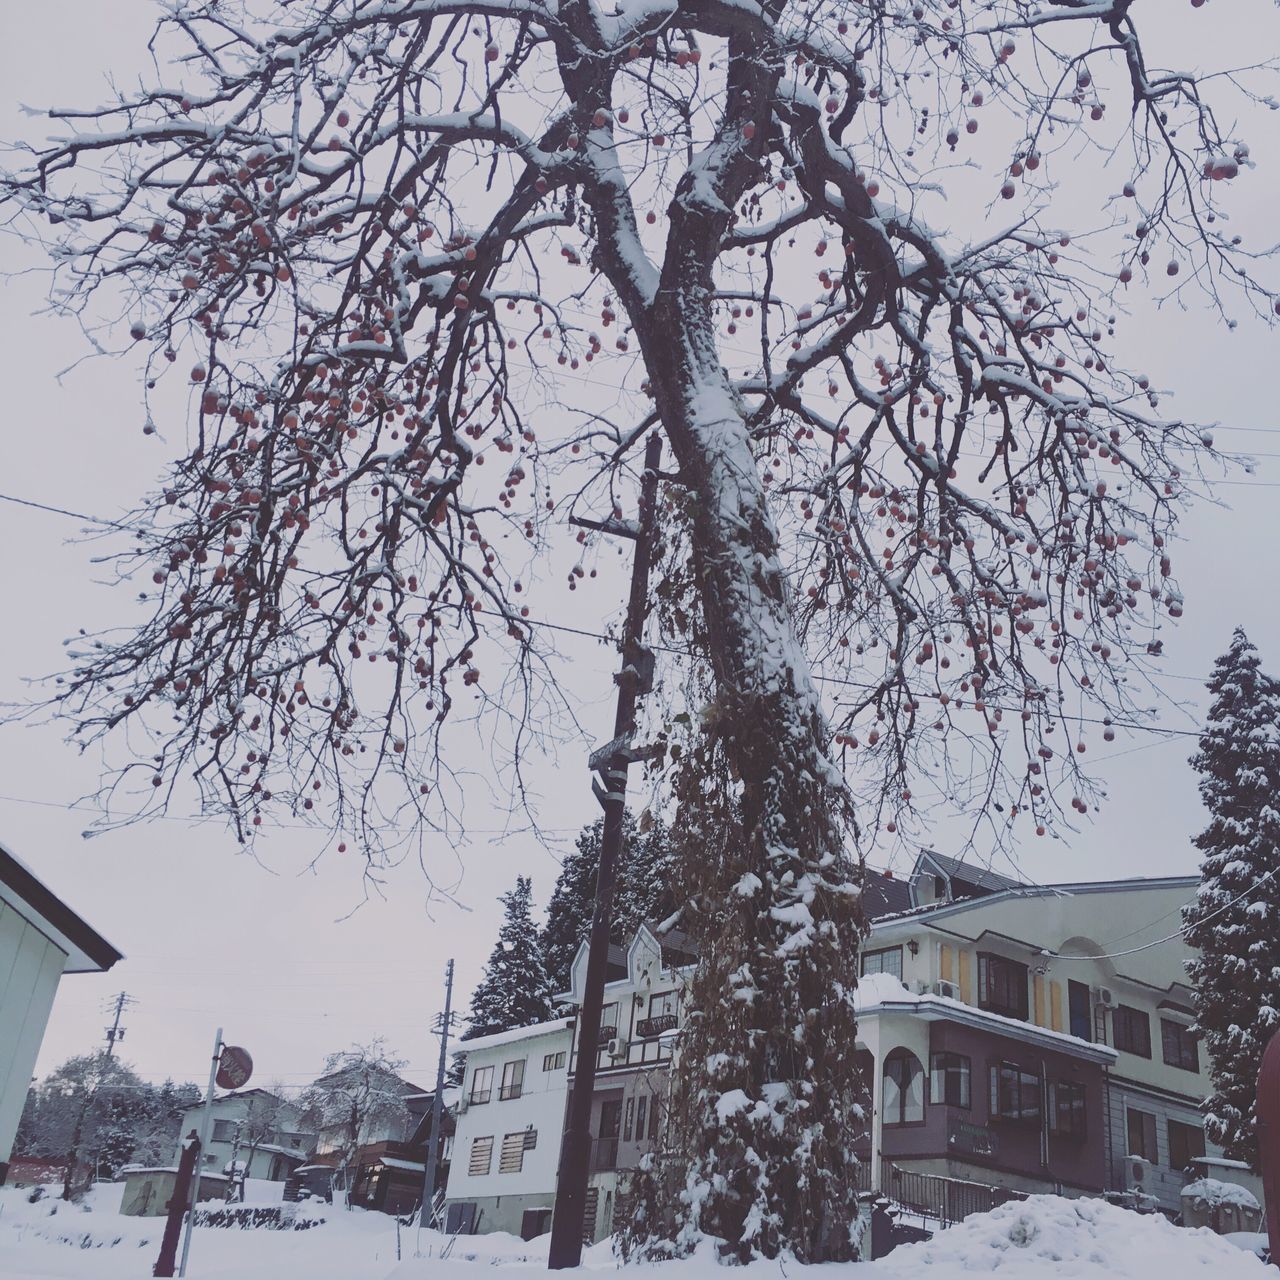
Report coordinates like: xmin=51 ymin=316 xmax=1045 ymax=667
xmin=1184 ymin=628 xmax=1280 ymax=1169
xmin=464 ymin=876 xmax=554 ymax=1040
xmin=541 ymin=812 xmax=676 ymax=996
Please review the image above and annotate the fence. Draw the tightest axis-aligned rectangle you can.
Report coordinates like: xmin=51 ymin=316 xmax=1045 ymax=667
xmin=879 ymin=1161 xmax=1027 ymax=1228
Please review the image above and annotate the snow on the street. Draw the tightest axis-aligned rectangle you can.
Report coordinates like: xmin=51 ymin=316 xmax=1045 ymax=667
xmin=0 ymin=1185 xmax=1269 ymax=1279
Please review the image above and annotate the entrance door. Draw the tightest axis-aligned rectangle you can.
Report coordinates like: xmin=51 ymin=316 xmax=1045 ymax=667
xmin=597 ymin=1100 xmax=622 ymax=1171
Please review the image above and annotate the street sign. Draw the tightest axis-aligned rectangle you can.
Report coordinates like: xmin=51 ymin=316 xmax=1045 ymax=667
xmin=216 ymin=1045 xmax=253 ymax=1090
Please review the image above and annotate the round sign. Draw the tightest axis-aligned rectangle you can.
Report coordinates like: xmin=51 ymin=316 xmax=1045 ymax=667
xmin=216 ymin=1045 xmax=254 ymax=1090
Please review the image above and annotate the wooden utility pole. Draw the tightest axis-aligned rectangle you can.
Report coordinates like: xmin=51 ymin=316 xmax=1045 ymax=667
xmin=548 ymin=432 xmax=663 ymax=1270
xmin=418 ymin=958 xmax=455 ymax=1232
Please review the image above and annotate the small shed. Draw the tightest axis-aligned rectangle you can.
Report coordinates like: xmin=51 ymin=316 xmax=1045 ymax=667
xmin=120 ymin=1167 xmax=231 ymax=1217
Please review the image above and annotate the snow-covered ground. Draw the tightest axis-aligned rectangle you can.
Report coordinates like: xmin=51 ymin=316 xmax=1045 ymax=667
xmin=0 ymin=1185 xmax=1268 ymax=1279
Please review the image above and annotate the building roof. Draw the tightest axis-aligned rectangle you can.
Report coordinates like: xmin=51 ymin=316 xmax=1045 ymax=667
xmin=455 ymin=1017 xmax=573 ymax=1055
xmin=917 ymin=849 xmax=1026 ymax=896
xmin=0 ymin=840 xmax=122 ymax=973
xmin=862 ymin=868 xmax=915 ymax=920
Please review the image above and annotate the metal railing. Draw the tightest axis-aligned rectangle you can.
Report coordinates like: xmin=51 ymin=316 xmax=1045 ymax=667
xmin=636 ymin=1014 xmax=678 ymax=1038
xmin=880 ymin=1161 xmax=1027 ymax=1228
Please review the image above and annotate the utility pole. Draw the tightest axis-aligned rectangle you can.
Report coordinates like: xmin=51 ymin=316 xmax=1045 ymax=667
xmin=548 ymin=432 xmax=663 ymax=1270
xmin=418 ymin=958 xmax=455 ymax=1234
xmin=103 ymin=991 xmax=134 ymax=1058
xmin=178 ymin=1027 xmax=223 ymax=1279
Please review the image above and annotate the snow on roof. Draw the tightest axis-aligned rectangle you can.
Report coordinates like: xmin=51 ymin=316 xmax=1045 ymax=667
xmin=455 ymin=1017 xmax=572 ymax=1055
xmin=855 ymin=972 xmax=1118 ymax=1063
xmin=374 ymin=1156 xmax=426 ymax=1173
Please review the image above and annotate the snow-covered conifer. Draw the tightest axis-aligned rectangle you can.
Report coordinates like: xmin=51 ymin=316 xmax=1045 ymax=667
xmin=1184 ymin=628 xmax=1280 ymax=1168
xmin=465 ymin=876 xmax=554 ymax=1040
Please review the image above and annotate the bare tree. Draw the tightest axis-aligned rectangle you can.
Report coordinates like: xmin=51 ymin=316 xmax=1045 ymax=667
xmin=2 ymin=0 xmax=1275 ymax=1259
xmin=298 ymin=1041 xmax=413 ymax=1203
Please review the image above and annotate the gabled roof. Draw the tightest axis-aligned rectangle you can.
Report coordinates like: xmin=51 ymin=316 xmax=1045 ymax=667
xmin=916 ymin=849 xmax=1025 ymax=896
xmin=0 ymin=840 xmax=122 ymax=973
xmin=862 ymin=868 xmax=915 ymax=920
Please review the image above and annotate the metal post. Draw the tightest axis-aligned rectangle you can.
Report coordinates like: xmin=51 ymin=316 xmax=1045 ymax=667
xmin=178 ymin=1028 xmax=222 ymax=1279
xmin=548 ymin=433 xmax=663 ymax=1270
xmin=419 ymin=958 xmax=455 ymax=1232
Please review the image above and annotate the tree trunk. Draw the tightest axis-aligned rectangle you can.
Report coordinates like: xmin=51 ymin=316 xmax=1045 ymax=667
xmin=609 ymin=180 xmax=867 ymax=1262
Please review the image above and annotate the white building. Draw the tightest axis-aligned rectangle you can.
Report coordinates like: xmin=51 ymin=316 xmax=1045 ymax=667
xmin=444 ymin=1018 xmax=572 ymax=1238
xmin=177 ymin=1088 xmax=314 ymax=1182
xmin=0 ymin=841 xmax=122 ymax=1183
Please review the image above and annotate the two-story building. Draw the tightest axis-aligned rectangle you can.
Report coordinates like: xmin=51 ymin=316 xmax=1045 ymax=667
xmin=177 ymin=1088 xmax=315 ymax=1182
xmin=444 ymin=1018 xmax=573 ymax=1238
xmin=558 ymin=926 xmax=696 ymax=1243
xmin=857 ymin=851 xmax=1217 ymax=1212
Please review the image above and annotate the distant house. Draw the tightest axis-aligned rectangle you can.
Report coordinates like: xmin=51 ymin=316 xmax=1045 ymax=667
xmin=0 ymin=841 xmax=122 ymax=1185
xmin=177 ymin=1089 xmax=314 ymax=1182
xmin=343 ymin=1090 xmax=456 ymax=1217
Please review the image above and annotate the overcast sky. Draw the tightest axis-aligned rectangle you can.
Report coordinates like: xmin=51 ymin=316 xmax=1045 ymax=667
xmin=1 ymin=2 xmax=1279 ymax=1096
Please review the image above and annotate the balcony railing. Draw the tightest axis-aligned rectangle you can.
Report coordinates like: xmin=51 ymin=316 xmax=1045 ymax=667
xmin=597 ymin=1025 xmax=618 ymax=1042
xmin=636 ymin=1013 xmax=678 ymax=1039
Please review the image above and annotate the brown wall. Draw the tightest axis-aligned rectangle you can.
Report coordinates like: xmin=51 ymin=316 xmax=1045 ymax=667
xmin=875 ymin=1022 xmax=1107 ymax=1193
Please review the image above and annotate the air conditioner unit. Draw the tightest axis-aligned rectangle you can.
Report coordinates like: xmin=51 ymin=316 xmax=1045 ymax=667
xmin=1094 ymin=986 xmax=1117 ymax=1009
xmin=1124 ymin=1155 xmax=1152 ymax=1194
xmin=607 ymin=1037 xmax=628 ymax=1060
xmin=933 ymin=980 xmax=960 ymax=1001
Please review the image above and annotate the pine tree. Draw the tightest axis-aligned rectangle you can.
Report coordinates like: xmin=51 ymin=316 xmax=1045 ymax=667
xmin=1184 ymin=628 xmax=1280 ymax=1169
xmin=464 ymin=876 xmax=554 ymax=1040
xmin=541 ymin=812 xmax=676 ymax=996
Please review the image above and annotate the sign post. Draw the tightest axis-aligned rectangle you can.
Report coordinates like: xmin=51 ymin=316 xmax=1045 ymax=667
xmin=177 ymin=1029 xmax=255 ymax=1278
xmin=1257 ymin=1031 xmax=1280 ymax=1267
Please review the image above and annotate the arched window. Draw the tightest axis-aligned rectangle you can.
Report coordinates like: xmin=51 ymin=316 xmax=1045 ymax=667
xmin=883 ymin=1050 xmax=925 ymax=1124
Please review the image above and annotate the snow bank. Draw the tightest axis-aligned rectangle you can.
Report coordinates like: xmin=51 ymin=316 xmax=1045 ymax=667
xmin=1 ymin=1185 xmax=1269 ymax=1280
xmin=875 ymin=1194 xmax=1269 ymax=1275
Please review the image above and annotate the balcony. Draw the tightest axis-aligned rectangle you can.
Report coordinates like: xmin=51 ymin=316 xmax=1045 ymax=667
xmin=596 ymin=1025 xmax=618 ymax=1042
xmin=636 ymin=1013 xmax=678 ymax=1039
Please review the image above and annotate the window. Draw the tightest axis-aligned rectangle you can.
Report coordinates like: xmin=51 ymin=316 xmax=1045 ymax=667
xmin=469 ymin=1065 xmax=494 ymax=1105
xmin=499 ymin=1059 xmax=525 ymax=1101
xmin=648 ymin=1094 xmax=661 ymax=1140
xmin=1113 ymin=1005 xmax=1152 ymax=1058
xmin=861 ymin=947 xmax=903 ymax=981
xmin=468 ymin=1136 xmax=493 ymax=1176
xmin=523 ymin=1128 xmax=538 ymax=1151
xmin=212 ymin=1119 xmax=236 ymax=1142
xmin=543 ymin=1050 xmax=566 ymax=1071
xmin=1161 ymin=1019 xmax=1199 ymax=1072
xmin=1168 ymin=1119 xmax=1205 ymax=1171
xmin=1049 ymin=1081 xmax=1086 ymax=1138
xmin=1068 ymin=980 xmax=1093 ymax=1042
xmin=989 ymin=1062 xmax=1041 ymax=1125
xmin=1126 ymin=1107 xmax=1158 ymax=1162
xmin=624 ymin=1098 xmax=635 ymax=1141
xmin=650 ymin=991 xmax=678 ymax=1018
xmin=929 ymin=1052 xmax=971 ymax=1108
xmin=978 ymin=953 xmax=1029 ymax=1021
xmin=499 ymin=1132 xmax=526 ymax=1174
xmin=635 ymin=1095 xmax=648 ymax=1141
xmin=599 ymin=1003 xmax=619 ymax=1038
xmin=883 ymin=1051 xmax=925 ymax=1124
